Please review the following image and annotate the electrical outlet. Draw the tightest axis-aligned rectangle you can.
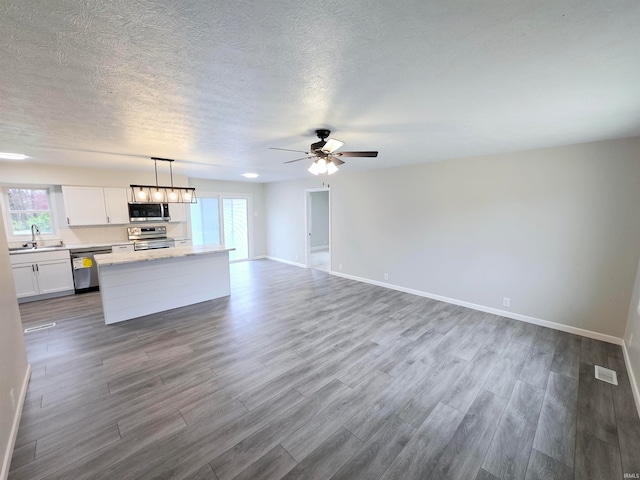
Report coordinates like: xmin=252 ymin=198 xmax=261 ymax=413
xmin=384 ymin=273 xmax=389 ymax=281
xmin=630 ymin=333 xmax=634 ymax=347
xmin=339 ymin=263 xmax=343 ymax=270
xmin=10 ymin=389 xmax=15 ymax=410
xmin=295 ymin=254 xmax=299 ymax=261
xmin=503 ymin=297 xmax=511 ymax=307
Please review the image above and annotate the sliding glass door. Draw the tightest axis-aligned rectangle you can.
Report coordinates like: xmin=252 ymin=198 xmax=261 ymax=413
xmin=222 ymin=198 xmax=249 ymax=261
xmin=190 ymin=197 xmax=220 ymax=245
xmin=190 ymin=194 xmax=251 ymax=262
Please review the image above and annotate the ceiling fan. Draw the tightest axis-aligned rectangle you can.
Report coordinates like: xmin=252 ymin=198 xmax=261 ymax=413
xmin=270 ymin=129 xmax=378 ymax=175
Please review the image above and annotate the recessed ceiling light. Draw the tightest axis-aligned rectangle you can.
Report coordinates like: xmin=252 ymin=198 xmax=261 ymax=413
xmin=242 ymin=173 xmax=259 ymax=178
xmin=0 ymin=152 xmax=29 ymax=160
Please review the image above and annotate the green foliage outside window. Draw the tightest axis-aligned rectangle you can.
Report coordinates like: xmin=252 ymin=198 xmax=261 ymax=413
xmin=11 ymin=212 xmax=52 ymax=235
xmin=6 ymin=188 xmax=53 ymax=235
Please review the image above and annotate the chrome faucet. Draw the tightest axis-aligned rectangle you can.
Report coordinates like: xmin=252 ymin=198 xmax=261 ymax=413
xmin=30 ymin=224 xmax=40 ymax=248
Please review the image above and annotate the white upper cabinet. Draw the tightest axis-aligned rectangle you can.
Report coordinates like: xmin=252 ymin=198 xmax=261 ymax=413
xmin=62 ymin=186 xmax=108 ymax=225
xmin=62 ymin=186 xmax=130 ymax=226
xmin=169 ymin=203 xmax=188 ymax=222
xmin=104 ymin=188 xmax=130 ymax=224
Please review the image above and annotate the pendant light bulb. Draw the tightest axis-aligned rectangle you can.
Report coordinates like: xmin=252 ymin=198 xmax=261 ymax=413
xmin=168 ymin=189 xmax=178 ymax=201
xmin=316 ymin=158 xmax=328 ymax=174
xmin=183 ymin=190 xmax=192 ymax=201
xmin=137 ymin=187 xmax=147 ymax=200
xmin=153 ymin=188 xmax=163 ymax=201
xmin=308 ymin=161 xmax=320 ymax=175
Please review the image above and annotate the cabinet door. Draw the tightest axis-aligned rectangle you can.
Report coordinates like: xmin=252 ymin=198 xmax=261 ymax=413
xmin=12 ymin=264 xmax=39 ymax=298
xmin=169 ymin=203 xmax=187 ymax=222
xmin=104 ymin=187 xmax=130 ymax=224
xmin=36 ymin=259 xmax=75 ymax=294
xmin=62 ymin=186 xmax=108 ymax=225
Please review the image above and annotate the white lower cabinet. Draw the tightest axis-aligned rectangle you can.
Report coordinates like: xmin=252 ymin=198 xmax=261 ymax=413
xmin=12 ymin=263 xmax=40 ymax=297
xmin=10 ymin=250 xmax=75 ymax=301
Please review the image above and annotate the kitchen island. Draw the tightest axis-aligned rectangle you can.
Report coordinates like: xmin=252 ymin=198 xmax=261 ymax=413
xmin=94 ymin=245 xmax=234 ymax=325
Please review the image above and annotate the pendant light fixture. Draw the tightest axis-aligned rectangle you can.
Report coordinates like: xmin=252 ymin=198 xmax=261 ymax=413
xmin=130 ymin=157 xmax=197 ymax=203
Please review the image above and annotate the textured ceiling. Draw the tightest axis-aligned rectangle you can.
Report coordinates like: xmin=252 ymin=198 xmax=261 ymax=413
xmin=1 ymin=0 xmax=639 ymax=182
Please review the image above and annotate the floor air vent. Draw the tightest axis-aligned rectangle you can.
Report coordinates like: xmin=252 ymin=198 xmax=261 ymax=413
xmin=594 ymin=365 xmax=618 ymax=385
xmin=24 ymin=322 xmax=56 ymax=333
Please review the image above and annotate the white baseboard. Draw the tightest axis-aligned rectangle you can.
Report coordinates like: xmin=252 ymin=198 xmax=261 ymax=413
xmin=266 ymin=256 xmax=306 ymax=269
xmin=622 ymin=342 xmax=640 ymax=420
xmin=251 ymin=255 xmax=267 ymax=260
xmin=1 ymin=364 xmax=31 ymax=480
xmin=329 ymin=270 xmax=624 ymax=346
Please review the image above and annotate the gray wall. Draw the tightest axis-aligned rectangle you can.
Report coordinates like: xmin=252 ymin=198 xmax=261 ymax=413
xmin=310 ymin=191 xmax=329 ymax=249
xmin=188 ymin=178 xmax=267 ymax=258
xmin=0 ymin=207 xmax=29 ymax=478
xmin=625 ymin=260 xmax=640 ymax=413
xmin=265 ymin=137 xmax=640 ymax=338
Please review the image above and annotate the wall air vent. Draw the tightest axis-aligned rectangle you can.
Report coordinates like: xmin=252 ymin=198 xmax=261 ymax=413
xmin=24 ymin=322 xmax=56 ymax=333
xmin=594 ymin=365 xmax=618 ymax=385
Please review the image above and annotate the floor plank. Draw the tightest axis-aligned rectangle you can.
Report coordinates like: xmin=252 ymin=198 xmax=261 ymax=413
xmin=524 ymin=449 xmax=573 ymax=480
xmin=532 ymin=372 xmax=578 ymax=468
xmin=429 ymin=389 xmax=507 ymax=480
xmin=482 ymin=381 xmax=545 ymax=480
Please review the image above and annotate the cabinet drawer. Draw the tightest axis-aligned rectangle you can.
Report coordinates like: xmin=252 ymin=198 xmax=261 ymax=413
xmin=10 ymin=249 xmax=70 ymax=265
xmin=112 ymin=244 xmax=135 ymax=253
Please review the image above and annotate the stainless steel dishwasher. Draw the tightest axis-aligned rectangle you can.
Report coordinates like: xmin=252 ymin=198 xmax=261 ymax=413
xmin=70 ymin=247 xmax=112 ymax=293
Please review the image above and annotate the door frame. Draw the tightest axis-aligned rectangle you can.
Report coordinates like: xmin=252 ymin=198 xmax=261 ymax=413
xmin=305 ymin=188 xmax=331 ymax=269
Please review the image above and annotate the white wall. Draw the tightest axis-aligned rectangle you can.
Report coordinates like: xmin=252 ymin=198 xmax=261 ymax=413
xmin=625 ymin=260 xmax=640 ymax=412
xmin=310 ymin=191 xmax=329 ymax=249
xmin=187 ymin=178 xmax=267 ymax=257
xmin=265 ymin=137 xmax=640 ymax=338
xmin=0 ymin=207 xmax=29 ymax=479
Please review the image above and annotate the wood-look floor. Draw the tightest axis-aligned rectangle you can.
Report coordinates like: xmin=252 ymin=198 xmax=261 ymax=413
xmin=9 ymin=259 xmax=640 ymax=480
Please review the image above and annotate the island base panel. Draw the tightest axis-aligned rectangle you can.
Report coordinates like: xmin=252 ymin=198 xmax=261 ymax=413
xmin=97 ymin=252 xmax=230 ymax=325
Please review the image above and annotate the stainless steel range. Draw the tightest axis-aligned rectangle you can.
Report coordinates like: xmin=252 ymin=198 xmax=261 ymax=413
xmin=127 ymin=226 xmax=175 ymax=250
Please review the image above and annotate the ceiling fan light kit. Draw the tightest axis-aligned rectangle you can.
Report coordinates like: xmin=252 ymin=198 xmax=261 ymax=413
xmin=272 ymin=129 xmax=378 ymax=176
xmin=130 ymin=157 xmax=197 ymax=204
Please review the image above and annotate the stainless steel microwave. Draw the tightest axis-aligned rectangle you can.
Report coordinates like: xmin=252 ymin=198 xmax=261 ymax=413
xmin=128 ymin=203 xmax=170 ymax=222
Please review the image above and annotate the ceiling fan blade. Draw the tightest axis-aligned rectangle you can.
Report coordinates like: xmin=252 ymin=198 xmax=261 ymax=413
xmin=270 ymin=147 xmax=309 ymax=154
xmin=322 ymin=138 xmax=344 ymax=153
xmin=283 ymin=156 xmax=314 ymax=164
xmin=335 ymin=151 xmax=378 ymax=157
xmin=329 ymin=156 xmax=345 ymax=166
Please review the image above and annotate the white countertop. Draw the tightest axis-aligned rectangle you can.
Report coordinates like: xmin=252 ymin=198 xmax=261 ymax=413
xmin=94 ymin=245 xmax=234 ymax=266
